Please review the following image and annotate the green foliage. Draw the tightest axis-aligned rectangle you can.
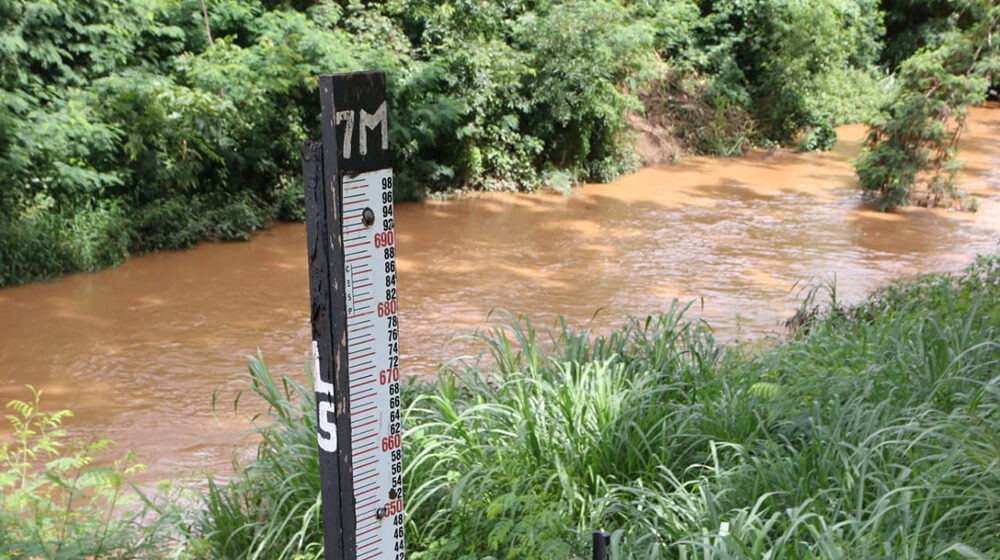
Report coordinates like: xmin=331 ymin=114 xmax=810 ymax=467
xmin=514 ymin=2 xmax=655 ymax=182
xmin=407 ymin=257 xmax=1000 ymax=558
xmin=798 ymin=121 xmax=837 ymax=152
xmin=2 ymin=0 xmax=993 ymax=285
xmin=0 ymin=200 xmax=131 ymax=286
xmin=677 ymin=0 xmax=887 ymax=145
xmin=0 ymin=386 xmax=184 ymax=559
xmin=195 ymin=255 xmax=1000 ymax=559
xmin=191 ymin=353 xmax=338 ymax=560
xmin=405 ymin=307 xmax=732 ymax=558
xmin=0 ymin=214 xmax=70 ymax=287
xmin=880 ymin=0 xmax=957 ymax=69
xmin=0 ymin=0 xmax=663 ymax=286
xmin=130 ymin=192 xmax=272 ymax=253
xmin=65 ymin=201 xmax=130 ymax=272
xmin=856 ymin=0 xmax=999 ymax=210
xmin=634 ymin=0 xmax=890 ymax=156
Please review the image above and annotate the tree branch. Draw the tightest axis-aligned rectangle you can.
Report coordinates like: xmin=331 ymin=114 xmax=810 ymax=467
xmin=200 ymin=0 xmax=213 ymax=45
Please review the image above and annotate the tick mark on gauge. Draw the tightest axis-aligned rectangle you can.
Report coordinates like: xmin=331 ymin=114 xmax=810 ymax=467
xmin=362 ymin=207 xmax=375 ymax=227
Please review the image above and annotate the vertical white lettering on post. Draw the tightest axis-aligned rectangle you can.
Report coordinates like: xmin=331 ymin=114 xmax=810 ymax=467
xmin=313 ymin=340 xmax=338 ymax=453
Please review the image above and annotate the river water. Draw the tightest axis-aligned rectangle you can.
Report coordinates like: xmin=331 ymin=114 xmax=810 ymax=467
xmin=1 ymin=109 xmax=999 ymax=482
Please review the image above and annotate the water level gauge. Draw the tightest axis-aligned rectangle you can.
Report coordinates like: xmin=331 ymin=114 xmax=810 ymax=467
xmin=302 ymin=71 xmax=404 ymax=560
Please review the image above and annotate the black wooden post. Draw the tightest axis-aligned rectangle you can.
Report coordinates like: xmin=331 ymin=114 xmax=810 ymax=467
xmin=304 ymin=71 xmax=402 ymax=560
xmin=303 ymin=136 xmax=354 ymax=558
xmin=593 ymin=530 xmax=611 ymax=560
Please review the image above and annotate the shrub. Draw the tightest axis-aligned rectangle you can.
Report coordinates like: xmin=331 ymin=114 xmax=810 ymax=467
xmin=855 ymin=0 xmax=999 ymax=210
xmin=689 ymin=0 xmax=886 ymax=145
xmin=66 ymin=201 xmax=130 ymax=272
xmin=0 ymin=386 xmax=184 ymax=559
xmin=0 ymin=215 xmax=73 ymax=288
xmin=513 ymin=1 xmax=656 ymax=182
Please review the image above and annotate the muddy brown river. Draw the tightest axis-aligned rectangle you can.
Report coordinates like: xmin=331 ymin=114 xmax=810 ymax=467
xmin=2 ymin=109 xmax=999 ymax=482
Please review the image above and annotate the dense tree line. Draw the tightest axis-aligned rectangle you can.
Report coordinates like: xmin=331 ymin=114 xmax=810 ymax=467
xmin=0 ymin=0 xmax=994 ymax=287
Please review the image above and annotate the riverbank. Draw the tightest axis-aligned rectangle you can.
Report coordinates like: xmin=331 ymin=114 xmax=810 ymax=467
xmin=401 ymin=256 xmax=1000 ymax=558
xmin=2 ymin=106 xmax=999 ymax=483
xmin=8 ymin=0 xmax=934 ymax=291
xmin=8 ymin=254 xmax=996 ymax=558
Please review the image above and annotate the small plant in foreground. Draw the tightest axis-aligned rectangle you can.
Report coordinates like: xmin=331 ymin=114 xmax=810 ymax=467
xmin=0 ymin=386 xmax=184 ymax=559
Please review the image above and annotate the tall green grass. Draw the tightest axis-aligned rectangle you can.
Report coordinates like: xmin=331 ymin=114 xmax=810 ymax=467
xmin=192 ymin=355 xmax=327 ymax=560
xmin=197 ymin=255 xmax=1000 ymax=559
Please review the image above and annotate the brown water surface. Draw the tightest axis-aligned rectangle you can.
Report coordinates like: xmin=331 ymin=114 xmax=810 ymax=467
xmin=2 ymin=108 xmax=999 ymax=481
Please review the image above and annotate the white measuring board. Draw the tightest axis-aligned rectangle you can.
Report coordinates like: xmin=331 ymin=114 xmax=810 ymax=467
xmin=342 ymin=169 xmax=404 ymax=560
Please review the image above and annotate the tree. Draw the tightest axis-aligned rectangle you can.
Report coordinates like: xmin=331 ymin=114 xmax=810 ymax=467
xmin=856 ymin=0 xmax=999 ymax=210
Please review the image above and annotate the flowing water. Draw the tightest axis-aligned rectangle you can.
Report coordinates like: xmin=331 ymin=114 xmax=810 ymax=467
xmin=2 ymin=108 xmax=999 ymax=482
